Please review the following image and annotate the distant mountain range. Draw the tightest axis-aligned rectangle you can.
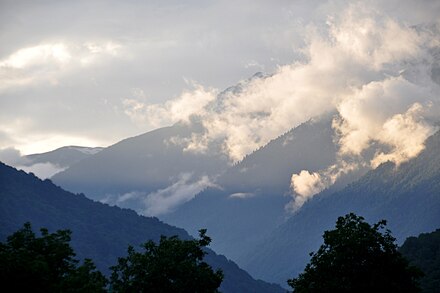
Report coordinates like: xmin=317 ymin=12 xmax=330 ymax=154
xmin=240 ymin=130 xmax=440 ymax=285
xmin=34 ymin=113 xmax=440 ymax=288
xmin=47 ymin=110 xmax=372 ymax=273
xmin=0 ymin=162 xmax=284 ymax=293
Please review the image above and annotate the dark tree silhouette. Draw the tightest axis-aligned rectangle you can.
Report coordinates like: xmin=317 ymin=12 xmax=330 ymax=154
xmin=0 ymin=222 xmax=107 ymax=293
xmin=110 ymin=229 xmax=223 ymax=293
xmin=288 ymin=213 xmax=423 ymax=293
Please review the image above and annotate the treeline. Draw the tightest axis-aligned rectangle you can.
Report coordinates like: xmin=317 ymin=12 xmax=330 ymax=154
xmin=0 ymin=224 xmax=222 ymax=293
xmin=1 ymin=214 xmax=439 ymax=292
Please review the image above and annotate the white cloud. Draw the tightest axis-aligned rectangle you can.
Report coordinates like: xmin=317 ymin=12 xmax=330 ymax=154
xmin=286 ymin=11 xmax=439 ymax=209
xmin=0 ymin=147 xmax=66 ymax=179
xmin=0 ymin=43 xmax=71 ymax=69
xmin=0 ymin=41 xmax=123 ymax=91
xmin=335 ymin=76 xmax=437 ymax=160
xmin=2 ymin=0 xmax=439 ymax=156
xmin=0 ymin=147 xmax=29 ymax=166
xmin=290 ymin=171 xmax=326 ymax=210
xmin=115 ymin=191 xmax=143 ymax=204
xmin=288 ymin=160 xmax=361 ymax=211
xmin=98 ymin=174 xmax=218 ymax=214
xmin=326 ymin=3 xmax=423 ymax=70
xmin=19 ymin=163 xmax=66 ymax=179
xmin=0 ymin=41 xmax=122 ymax=71
xmin=123 ymin=83 xmax=217 ymax=129
xmin=371 ymin=103 xmax=437 ymax=167
xmin=142 ymin=173 xmax=218 ymax=216
xmin=229 ymin=192 xmax=256 ymax=199
xmin=124 ymin=3 xmax=439 ymax=167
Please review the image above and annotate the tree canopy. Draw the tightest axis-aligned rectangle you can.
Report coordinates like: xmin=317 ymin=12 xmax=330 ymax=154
xmin=0 ymin=222 xmax=107 ymax=292
xmin=288 ymin=213 xmax=423 ymax=293
xmin=110 ymin=229 xmax=224 ymax=293
xmin=400 ymin=228 xmax=440 ymax=293
xmin=1 ymin=223 xmax=224 ymax=292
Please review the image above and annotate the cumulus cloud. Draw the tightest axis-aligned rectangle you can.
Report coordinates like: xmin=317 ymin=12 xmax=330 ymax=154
xmin=336 ymin=99 xmax=437 ymax=168
xmin=290 ymin=171 xmax=325 ymax=207
xmin=371 ymin=103 xmax=436 ymax=167
xmin=288 ymin=160 xmax=361 ymax=211
xmin=142 ymin=173 xmax=218 ymax=216
xmin=335 ymin=77 xmax=437 ymax=159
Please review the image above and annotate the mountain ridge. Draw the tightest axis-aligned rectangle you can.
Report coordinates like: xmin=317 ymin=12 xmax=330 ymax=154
xmin=0 ymin=161 xmax=284 ymax=293
xmin=163 ymin=112 xmax=371 ymax=263
xmin=241 ymin=130 xmax=440 ymax=285
xmin=51 ymin=122 xmax=230 ymax=211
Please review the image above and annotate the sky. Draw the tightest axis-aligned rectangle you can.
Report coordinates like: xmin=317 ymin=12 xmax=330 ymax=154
xmin=0 ymin=0 xmax=314 ymax=154
xmin=1 ymin=0 xmax=438 ymax=156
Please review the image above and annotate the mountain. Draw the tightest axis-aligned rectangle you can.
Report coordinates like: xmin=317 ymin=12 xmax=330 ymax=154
xmin=0 ymin=162 xmax=284 ymax=293
xmin=241 ymin=130 xmax=440 ymax=285
xmin=163 ymin=112 xmax=370 ymax=262
xmin=49 ymin=109 xmax=372 ymax=279
xmin=400 ymin=228 xmax=440 ymax=293
xmin=217 ymin=112 xmax=338 ymax=192
xmin=51 ymin=122 xmax=230 ymax=213
xmin=50 ymin=73 xmax=269 ymax=214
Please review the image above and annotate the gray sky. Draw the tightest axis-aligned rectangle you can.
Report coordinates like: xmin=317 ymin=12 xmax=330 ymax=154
xmin=0 ymin=0 xmax=439 ymax=154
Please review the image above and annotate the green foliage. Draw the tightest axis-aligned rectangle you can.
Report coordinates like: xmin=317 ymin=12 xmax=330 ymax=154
xmin=0 ymin=222 xmax=107 ymax=292
xmin=400 ymin=229 xmax=440 ymax=293
xmin=288 ymin=213 xmax=423 ymax=293
xmin=110 ymin=229 xmax=224 ymax=293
